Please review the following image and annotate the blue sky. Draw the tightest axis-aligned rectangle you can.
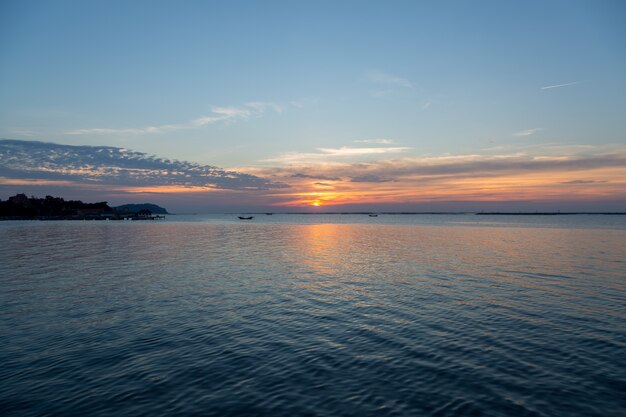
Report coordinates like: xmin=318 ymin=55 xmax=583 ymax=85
xmin=1 ymin=0 xmax=625 ymax=210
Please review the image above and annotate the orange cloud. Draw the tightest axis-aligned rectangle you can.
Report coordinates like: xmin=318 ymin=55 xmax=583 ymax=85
xmin=3 ymin=140 xmax=625 ymax=210
xmin=243 ymin=148 xmax=626 ymax=207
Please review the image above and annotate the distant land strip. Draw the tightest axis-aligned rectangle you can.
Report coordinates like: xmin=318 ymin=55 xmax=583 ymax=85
xmin=241 ymin=212 xmax=626 ymax=215
xmin=474 ymin=212 xmax=626 ymax=215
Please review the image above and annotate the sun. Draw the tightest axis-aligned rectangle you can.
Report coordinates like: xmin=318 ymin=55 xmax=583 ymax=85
xmin=311 ymin=200 xmax=322 ymax=207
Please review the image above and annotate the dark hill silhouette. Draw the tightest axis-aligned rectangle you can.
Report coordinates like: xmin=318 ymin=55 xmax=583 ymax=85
xmin=0 ymin=194 xmax=112 ymax=219
xmin=0 ymin=194 xmax=168 ymax=220
xmin=114 ymin=203 xmax=168 ymax=214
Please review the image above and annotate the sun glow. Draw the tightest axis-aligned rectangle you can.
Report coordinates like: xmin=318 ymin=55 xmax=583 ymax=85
xmin=311 ymin=200 xmax=322 ymax=207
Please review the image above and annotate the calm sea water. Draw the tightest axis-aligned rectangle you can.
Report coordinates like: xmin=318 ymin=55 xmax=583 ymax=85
xmin=1 ymin=215 xmax=625 ymax=416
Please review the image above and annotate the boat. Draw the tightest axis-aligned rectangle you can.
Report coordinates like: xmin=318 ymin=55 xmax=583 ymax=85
xmin=368 ymin=214 xmax=378 ymax=217
xmin=238 ymin=216 xmax=254 ymax=220
xmin=265 ymin=213 xmax=273 ymax=215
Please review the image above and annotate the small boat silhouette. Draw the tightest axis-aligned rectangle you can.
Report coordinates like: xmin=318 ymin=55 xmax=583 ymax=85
xmin=238 ymin=216 xmax=254 ymax=220
xmin=368 ymin=214 xmax=378 ymax=217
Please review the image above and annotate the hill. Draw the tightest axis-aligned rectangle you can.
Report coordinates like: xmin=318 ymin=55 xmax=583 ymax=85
xmin=114 ymin=203 xmax=169 ymax=214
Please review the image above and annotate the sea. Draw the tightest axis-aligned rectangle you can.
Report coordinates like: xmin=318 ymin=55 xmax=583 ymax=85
xmin=1 ymin=214 xmax=625 ymax=417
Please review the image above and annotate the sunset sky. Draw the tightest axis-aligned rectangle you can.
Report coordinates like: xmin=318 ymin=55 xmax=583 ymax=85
xmin=1 ymin=0 xmax=625 ymax=211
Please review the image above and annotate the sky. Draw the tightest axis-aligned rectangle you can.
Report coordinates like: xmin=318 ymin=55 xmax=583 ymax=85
xmin=1 ymin=0 xmax=625 ymax=211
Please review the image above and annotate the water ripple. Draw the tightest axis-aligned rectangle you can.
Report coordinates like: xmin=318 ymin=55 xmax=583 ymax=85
xmin=1 ymin=221 xmax=625 ymax=416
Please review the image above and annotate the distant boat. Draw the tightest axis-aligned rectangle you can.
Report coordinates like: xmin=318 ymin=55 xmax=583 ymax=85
xmin=238 ymin=216 xmax=254 ymax=220
xmin=265 ymin=213 xmax=273 ymax=215
xmin=368 ymin=214 xmax=378 ymax=217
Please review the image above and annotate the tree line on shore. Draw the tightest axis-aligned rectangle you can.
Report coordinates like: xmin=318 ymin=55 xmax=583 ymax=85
xmin=0 ymin=194 xmax=167 ymax=219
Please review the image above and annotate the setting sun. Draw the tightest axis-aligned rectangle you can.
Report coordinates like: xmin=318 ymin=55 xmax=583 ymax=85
xmin=311 ymin=200 xmax=322 ymax=207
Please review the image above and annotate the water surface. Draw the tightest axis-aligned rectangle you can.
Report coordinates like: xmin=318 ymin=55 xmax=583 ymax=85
xmin=1 ymin=216 xmax=625 ymax=416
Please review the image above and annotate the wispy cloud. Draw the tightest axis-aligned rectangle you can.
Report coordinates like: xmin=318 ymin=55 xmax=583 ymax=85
xmin=263 ymin=146 xmax=412 ymax=164
xmin=350 ymin=175 xmax=394 ymax=183
xmin=65 ymin=101 xmax=283 ymax=135
xmin=560 ymin=179 xmax=607 ymax=184
xmin=366 ymin=70 xmax=414 ymax=88
xmin=291 ymin=173 xmax=341 ymax=181
xmin=369 ymin=89 xmax=394 ymax=98
xmin=354 ymin=139 xmax=396 ymax=144
xmin=289 ymin=97 xmax=318 ymax=108
xmin=7 ymin=128 xmax=42 ymax=137
xmin=540 ymin=81 xmax=582 ymax=90
xmin=65 ymin=126 xmax=180 ymax=135
xmin=318 ymin=146 xmax=411 ymax=156
xmin=365 ymin=70 xmax=415 ymax=98
xmin=513 ymin=128 xmax=543 ymax=137
xmin=0 ymin=139 xmax=283 ymax=190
